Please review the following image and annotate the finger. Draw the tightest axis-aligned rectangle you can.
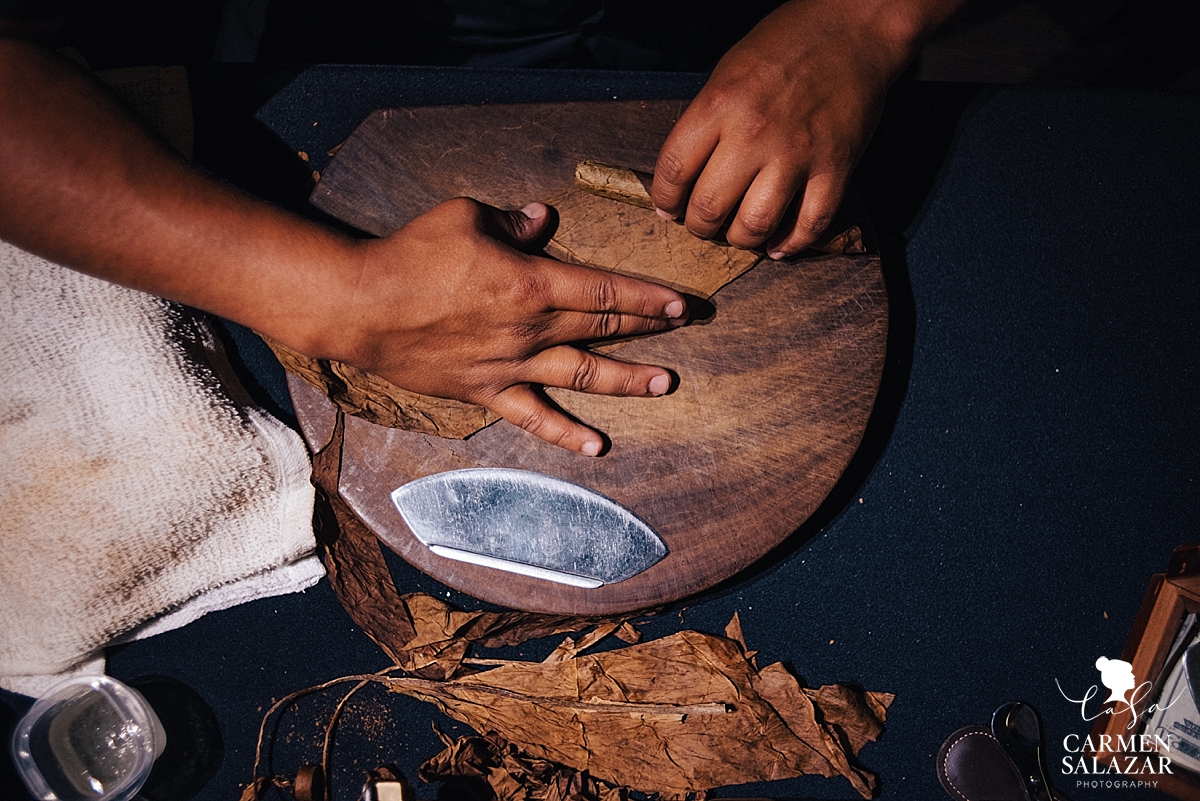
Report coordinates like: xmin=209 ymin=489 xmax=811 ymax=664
xmin=650 ymin=109 xmax=720 ymax=220
xmin=724 ymin=165 xmax=805 ymax=250
xmin=524 ymin=345 xmax=673 ymax=397
xmin=766 ymin=171 xmax=845 ymax=258
xmin=544 ymin=307 xmax=686 ymax=344
xmin=488 ymin=384 xmax=607 ymax=456
xmin=681 ymin=142 xmax=762 ymax=241
xmin=479 ymin=200 xmax=553 ymax=250
xmin=539 ymin=258 xmax=687 ymax=321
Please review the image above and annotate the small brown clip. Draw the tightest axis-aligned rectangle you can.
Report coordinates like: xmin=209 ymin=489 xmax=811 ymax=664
xmin=293 ymin=765 xmax=326 ymax=801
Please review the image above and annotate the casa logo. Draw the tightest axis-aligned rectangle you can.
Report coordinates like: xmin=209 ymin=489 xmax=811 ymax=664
xmin=1055 ymin=656 xmax=1182 ymax=788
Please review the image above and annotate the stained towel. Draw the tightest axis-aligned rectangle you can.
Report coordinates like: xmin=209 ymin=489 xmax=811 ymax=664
xmin=0 ymin=241 xmax=322 ymax=697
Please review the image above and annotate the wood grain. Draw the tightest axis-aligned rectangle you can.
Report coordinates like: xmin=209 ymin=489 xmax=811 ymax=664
xmin=293 ymin=100 xmax=888 ymax=614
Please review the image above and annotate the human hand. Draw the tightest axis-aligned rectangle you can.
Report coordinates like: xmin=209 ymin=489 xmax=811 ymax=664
xmin=326 ymin=198 xmax=687 ymax=456
xmin=651 ymin=0 xmax=931 ymax=257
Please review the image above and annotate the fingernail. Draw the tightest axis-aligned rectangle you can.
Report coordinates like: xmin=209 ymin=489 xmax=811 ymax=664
xmin=665 ymin=300 xmax=684 ymax=318
xmin=521 ymin=203 xmax=546 ymax=220
xmin=581 ymin=440 xmax=601 ymax=457
xmin=769 ymin=251 xmax=787 ymax=260
xmin=649 ymin=374 xmax=670 ymax=396
xmin=655 ymin=208 xmax=674 ymax=221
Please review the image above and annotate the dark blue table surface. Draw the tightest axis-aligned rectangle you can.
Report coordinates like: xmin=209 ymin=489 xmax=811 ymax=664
xmin=4 ymin=67 xmax=1199 ymax=801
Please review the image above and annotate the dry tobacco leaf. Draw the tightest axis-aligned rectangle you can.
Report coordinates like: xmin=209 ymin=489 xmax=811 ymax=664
xmin=265 ymin=333 xmax=498 ymax=437
xmin=614 ymin=621 xmax=641 ymax=644
xmin=396 ymin=593 xmax=641 ymax=677
xmin=384 ymin=630 xmax=891 ymax=799
xmin=420 ymin=732 xmax=625 ymax=801
xmin=545 ymin=189 xmax=761 ymax=300
xmin=237 ymin=777 xmax=270 ymax=801
xmin=308 ymin=415 xmax=889 ymax=799
xmin=722 ymin=612 xmax=757 ymax=670
xmin=723 ymin=612 xmax=746 ymax=651
xmin=543 ymin=622 xmax=621 ymax=664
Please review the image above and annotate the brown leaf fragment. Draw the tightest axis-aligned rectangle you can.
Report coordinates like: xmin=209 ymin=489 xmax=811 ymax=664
xmin=614 ymin=621 xmax=642 ymax=644
xmin=385 ymin=631 xmax=889 ymax=799
xmin=456 ymin=607 xmax=638 ymax=651
xmin=750 ymin=663 xmax=886 ymax=798
xmin=420 ymin=733 xmax=625 ymax=801
xmin=393 ymin=592 xmax=642 ymax=677
xmin=803 ymin=685 xmax=895 ymax=755
xmin=723 ymin=613 xmax=756 ymax=668
xmin=238 ymin=777 xmax=270 ymax=801
xmin=544 ymin=622 xmax=621 ymax=663
xmin=811 ymin=223 xmax=865 ymax=255
xmin=724 ymin=612 xmax=747 ymax=651
xmin=263 ymin=333 xmax=498 ymax=437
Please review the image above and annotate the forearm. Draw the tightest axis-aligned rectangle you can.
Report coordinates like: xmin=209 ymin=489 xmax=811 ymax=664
xmin=0 ymin=37 xmax=690 ymax=454
xmin=0 ymin=38 xmax=359 ymax=358
xmin=764 ymin=0 xmax=967 ymax=77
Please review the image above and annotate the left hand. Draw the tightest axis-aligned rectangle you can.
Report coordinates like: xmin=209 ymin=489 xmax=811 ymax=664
xmin=650 ymin=0 xmax=932 ymax=257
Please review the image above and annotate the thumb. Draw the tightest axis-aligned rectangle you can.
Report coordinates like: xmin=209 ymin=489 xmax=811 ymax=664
xmin=486 ymin=202 xmax=552 ymax=250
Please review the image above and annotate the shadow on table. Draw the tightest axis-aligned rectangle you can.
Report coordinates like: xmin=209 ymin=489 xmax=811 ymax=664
xmin=691 ymin=81 xmax=988 ymax=602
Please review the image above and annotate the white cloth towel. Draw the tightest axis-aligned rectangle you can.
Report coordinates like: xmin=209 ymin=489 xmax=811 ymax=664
xmin=0 ymin=241 xmax=323 ymax=697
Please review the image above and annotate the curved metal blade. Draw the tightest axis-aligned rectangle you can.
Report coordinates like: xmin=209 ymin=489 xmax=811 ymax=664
xmin=390 ymin=468 xmax=666 ymax=587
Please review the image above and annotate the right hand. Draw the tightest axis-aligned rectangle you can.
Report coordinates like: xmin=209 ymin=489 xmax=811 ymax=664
xmin=317 ymin=198 xmax=688 ymax=456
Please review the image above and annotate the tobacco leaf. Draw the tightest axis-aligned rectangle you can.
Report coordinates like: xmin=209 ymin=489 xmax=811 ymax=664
xmin=722 ymin=611 xmax=757 ymax=668
xmin=545 ymin=189 xmax=761 ymax=300
xmin=384 ymin=629 xmax=892 ymax=799
xmin=308 ymin=416 xmax=890 ymax=799
xmin=420 ymin=732 xmax=627 ymax=801
xmin=264 ymin=333 xmax=498 ymax=437
xmin=613 ymin=621 xmax=641 ymax=644
xmin=543 ymin=622 xmax=622 ymax=664
xmin=396 ymin=592 xmax=643 ymax=678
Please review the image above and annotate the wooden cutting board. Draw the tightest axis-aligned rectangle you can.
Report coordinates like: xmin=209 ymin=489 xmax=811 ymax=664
xmin=291 ymin=100 xmax=887 ymax=615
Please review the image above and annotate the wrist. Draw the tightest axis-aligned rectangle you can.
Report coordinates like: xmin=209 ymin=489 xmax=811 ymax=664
xmin=767 ymin=0 xmax=964 ymax=83
xmin=236 ymin=222 xmax=371 ymax=365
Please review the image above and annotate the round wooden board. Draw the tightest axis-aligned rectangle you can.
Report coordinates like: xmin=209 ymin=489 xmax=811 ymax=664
xmin=291 ymin=101 xmax=888 ymax=614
